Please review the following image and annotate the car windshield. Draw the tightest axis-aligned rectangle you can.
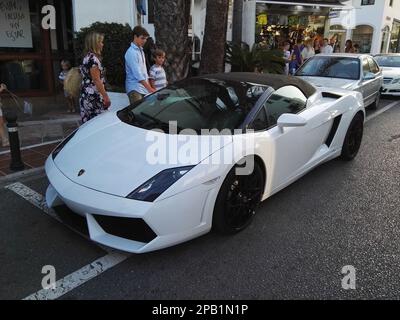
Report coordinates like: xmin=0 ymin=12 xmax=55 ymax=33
xmin=374 ymin=55 xmax=400 ymax=68
xmin=118 ymin=78 xmax=269 ymax=134
xmin=296 ymin=56 xmax=360 ymax=80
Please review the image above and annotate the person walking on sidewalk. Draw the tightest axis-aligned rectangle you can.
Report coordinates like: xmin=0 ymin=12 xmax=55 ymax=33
xmin=79 ymin=32 xmax=111 ymax=123
xmin=0 ymin=83 xmax=9 ymax=147
xmin=125 ymin=26 xmax=155 ymax=104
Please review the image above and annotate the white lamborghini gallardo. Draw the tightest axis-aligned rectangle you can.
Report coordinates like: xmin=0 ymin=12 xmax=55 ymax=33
xmin=45 ymin=73 xmax=365 ymax=253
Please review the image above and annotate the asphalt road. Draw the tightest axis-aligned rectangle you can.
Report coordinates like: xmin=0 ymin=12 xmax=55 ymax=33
xmin=0 ymin=97 xmax=399 ymax=300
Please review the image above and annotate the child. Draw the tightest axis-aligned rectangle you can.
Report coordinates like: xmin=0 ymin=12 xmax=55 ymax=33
xmin=149 ymin=49 xmax=168 ymax=91
xmin=0 ymin=83 xmax=9 ymax=147
xmin=282 ymin=42 xmax=291 ymax=76
xmin=59 ymin=60 xmax=75 ymax=113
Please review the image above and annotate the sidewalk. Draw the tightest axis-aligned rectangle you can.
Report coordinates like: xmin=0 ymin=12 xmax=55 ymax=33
xmin=0 ymin=142 xmax=58 ymax=177
xmin=0 ymin=92 xmax=129 ymax=177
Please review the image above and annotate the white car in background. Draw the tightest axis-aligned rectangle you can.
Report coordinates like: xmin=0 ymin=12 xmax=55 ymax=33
xmin=296 ymin=54 xmax=383 ymax=109
xmin=374 ymin=54 xmax=400 ymax=96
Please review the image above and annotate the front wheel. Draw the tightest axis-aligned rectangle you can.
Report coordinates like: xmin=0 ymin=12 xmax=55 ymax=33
xmin=213 ymin=160 xmax=265 ymax=234
xmin=340 ymin=113 xmax=364 ymax=161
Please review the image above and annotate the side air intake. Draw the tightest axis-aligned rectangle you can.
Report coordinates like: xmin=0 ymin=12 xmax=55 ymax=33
xmin=325 ymin=115 xmax=343 ymax=147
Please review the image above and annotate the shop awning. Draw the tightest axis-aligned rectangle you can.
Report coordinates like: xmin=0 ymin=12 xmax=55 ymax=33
xmin=257 ymin=0 xmax=345 ymax=8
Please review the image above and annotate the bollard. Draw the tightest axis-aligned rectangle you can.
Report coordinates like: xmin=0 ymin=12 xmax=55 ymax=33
xmin=5 ymin=110 xmax=25 ymax=171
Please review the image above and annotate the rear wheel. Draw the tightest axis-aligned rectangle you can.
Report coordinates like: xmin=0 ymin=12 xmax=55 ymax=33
xmin=340 ymin=113 xmax=364 ymax=161
xmin=213 ymin=160 xmax=265 ymax=234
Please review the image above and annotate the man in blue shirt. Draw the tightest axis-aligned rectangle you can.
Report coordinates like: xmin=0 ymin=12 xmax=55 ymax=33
xmin=125 ymin=26 xmax=155 ymax=104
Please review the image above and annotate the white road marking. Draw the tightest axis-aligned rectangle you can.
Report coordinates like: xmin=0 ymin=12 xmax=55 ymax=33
xmin=5 ymin=182 xmax=88 ymax=240
xmin=5 ymin=182 xmax=131 ymax=300
xmin=366 ymin=100 xmax=400 ymax=123
xmin=23 ymin=251 xmax=129 ymax=300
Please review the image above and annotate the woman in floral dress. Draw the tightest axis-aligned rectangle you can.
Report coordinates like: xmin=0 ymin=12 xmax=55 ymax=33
xmin=79 ymin=32 xmax=111 ymax=123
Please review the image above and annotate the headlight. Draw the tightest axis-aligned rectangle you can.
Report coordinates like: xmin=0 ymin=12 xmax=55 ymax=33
xmin=392 ymin=78 xmax=400 ymax=84
xmin=127 ymin=166 xmax=195 ymax=202
xmin=52 ymin=130 xmax=78 ymax=160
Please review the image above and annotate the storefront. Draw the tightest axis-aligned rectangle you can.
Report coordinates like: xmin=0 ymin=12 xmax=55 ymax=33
xmin=0 ymin=0 xmax=74 ymax=96
xmin=390 ymin=19 xmax=400 ymax=53
xmin=242 ymin=0 xmax=344 ymax=48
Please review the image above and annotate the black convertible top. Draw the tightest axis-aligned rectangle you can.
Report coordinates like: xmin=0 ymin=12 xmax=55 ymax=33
xmin=199 ymin=72 xmax=317 ymax=99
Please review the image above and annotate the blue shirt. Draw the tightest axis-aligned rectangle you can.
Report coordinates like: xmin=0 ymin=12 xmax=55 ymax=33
xmin=125 ymin=43 xmax=149 ymax=95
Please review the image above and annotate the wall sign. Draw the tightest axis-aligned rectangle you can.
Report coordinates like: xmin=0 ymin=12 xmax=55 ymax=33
xmin=0 ymin=0 xmax=33 ymax=48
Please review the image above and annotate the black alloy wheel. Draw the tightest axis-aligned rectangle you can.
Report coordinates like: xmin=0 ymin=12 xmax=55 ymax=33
xmin=213 ymin=160 xmax=265 ymax=234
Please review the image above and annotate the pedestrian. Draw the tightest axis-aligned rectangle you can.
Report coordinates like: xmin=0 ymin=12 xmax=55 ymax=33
xmin=149 ymin=49 xmax=168 ymax=91
xmin=282 ymin=42 xmax=291 ymax=75
xmin=354 ymin=44 xmax=360 ymax=53
xmin=59 ymin=59 xmax=76 ymax=113
xmin=321 ymin=38 xmax=334 ymax=54
xmin=79 ymin=32 xmax=111 ymax=123
xmin=314 ymin=38 xmax=321 ymax=54
xmin=0 ymin=83 xmax=9 ymax=147
xmin=345 ymin=39 xmax=355 ymax=53
xmin=125 ymin=26 xmax=155 ymax=105
xmin=301 ymin=39 xmax=315 ymax=63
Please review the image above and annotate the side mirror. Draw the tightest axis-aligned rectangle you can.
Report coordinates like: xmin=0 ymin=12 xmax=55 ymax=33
xmin=277 ymin=113 xmax=307 ymax=133
xmin=364 ymin=72 xmax=376 ymax=81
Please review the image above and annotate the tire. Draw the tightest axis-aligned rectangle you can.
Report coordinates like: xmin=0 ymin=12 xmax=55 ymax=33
xmin=369 ymin=91 xmax=380 ymax=110
xmin=213 ymin=160 xmax=265 ymax=234
xmin=340 ymin=113 xmax=364 ymax=161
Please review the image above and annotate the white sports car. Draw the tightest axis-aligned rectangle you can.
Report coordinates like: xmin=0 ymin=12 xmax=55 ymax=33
xmin=45 ymin=73 xmax=365 ymax=253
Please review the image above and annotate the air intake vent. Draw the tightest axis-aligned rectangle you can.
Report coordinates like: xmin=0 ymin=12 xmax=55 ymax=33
xmin=93 ymin=215 xmax=157 ymax=243
xmin=325 ymin=115 xmax=343 ymax=147
xmin=322 ymin=92 xmax=343 ymax=99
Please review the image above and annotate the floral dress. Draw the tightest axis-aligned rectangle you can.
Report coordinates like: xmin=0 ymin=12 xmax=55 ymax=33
xmin=79 ymin=52 xmax=106 ymax=123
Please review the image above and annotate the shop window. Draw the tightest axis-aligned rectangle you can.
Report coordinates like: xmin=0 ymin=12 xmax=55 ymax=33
xmin=381 ymin=26 xmax=390 ymax=53
xmin=0 ymin=60 xmax=47 ymax=92
xmin=361 ymin=0 xmax=375 ymax=5
xmin=389 ymin=20 xmax=400 ymax=53
xmin=0 ymin=0 xmax=43 ymax=53
xmin=352 ymin=25 xmax=374 ymax=54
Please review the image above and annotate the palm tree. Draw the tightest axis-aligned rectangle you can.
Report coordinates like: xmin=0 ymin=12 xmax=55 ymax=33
xmin=153 ymin=0 xmax=191 ymax=82
xmin=199 ymin=0 xmax=230 ymax=75
xmin=226 ymin=42 xmax=285 ymax=74
xmin=232 ymin=0 xmax=243 ymax=45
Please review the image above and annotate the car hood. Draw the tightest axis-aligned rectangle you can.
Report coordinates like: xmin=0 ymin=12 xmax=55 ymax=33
xmin=297 ymin=76 xmax=357 ymax=90
xmin=54 ymin=112 xmax=231 ymax=197
xmin=381 ymin=67 xmax=400 ymax=78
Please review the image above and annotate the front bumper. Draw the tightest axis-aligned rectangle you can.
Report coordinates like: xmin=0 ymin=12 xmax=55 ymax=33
xmin=45 ymin=157 xmax=219 ymax=253
xmin=381 ymin=82 xmax=400 ymax=96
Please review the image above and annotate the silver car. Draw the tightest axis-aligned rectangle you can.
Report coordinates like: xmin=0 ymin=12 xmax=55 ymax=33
xmin=296 ymin=54 xmax=383 ymax=109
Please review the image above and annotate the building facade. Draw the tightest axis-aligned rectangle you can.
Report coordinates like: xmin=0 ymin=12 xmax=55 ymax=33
xmin=329 ymin=0 xmax=400 ymax=54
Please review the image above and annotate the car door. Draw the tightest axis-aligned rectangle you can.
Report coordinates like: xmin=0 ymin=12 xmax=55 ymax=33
xmin=251 ymin=86 xmax=332 ymax=192
xmin=359 ymin=57 xmax=376 ymax=106
xmin=367 ymin=56 xmax=383 ymax=96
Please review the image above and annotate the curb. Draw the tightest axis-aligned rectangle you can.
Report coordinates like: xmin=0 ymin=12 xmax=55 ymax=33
xmin=0 ymin=167 xmax=45 ymax=185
